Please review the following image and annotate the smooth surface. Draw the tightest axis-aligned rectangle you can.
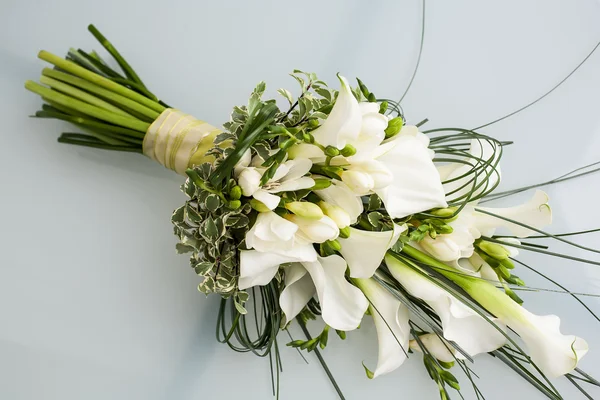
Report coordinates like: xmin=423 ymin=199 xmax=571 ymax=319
xmin=1 ymin=1 xmax=600 ymax=399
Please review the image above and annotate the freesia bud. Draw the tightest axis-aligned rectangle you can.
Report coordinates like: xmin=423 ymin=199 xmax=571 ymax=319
xmin=384 ymin=117 xmax=403 ymax=138
xmin=287 ymin=214 xmax=339 ymax=243
xmin=430 ymin=207 xmax=458 ymax=219
xmin=478 ymin=241 xmax=510 ymax=260
xmin=342 ymin=170 xmax=375 ymax=195
xmin=285 ymin=201 xmax=324 ymax=220
xmin=409 ymin=334 xmax=456 ymax=363
xmin=228 ymin=200 xmax=241 ymax=209
xmin=229 ymin=185 xmax=242 ymax=200
xmin=324 ymin=146 xmax=340 ymax=157
xmin=339 ymin=226 xmax=351 ymax=238
xmin=308 ymin=119 xmax=319 ymax=128
xmin=311 ymin=178 xmax=332 ymax=190
xmin=327 ymin=239 xmax=342 ymax=251
xmin=318 ymin=201 xmax=351 ymax=228
xmin=340 ymin=144 xmax=357 ymax=157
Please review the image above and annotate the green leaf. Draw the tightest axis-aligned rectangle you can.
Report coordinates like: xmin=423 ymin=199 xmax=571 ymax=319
xmin=171 ymin=206 xmax=184 ymax=223
xmin=236 ymin=291 xmax=249 ymax=303
xmin=253 ymin=81 xmax=266 ymax=97
xmin=234 ymin=300 xmax=248 ymax=315
xmin=198 ymin=276 xmax=215 ymax=294
xmin=440 ymin=371 xmax=460 ymax=391
xmin=185 ymin=203 xmax=202 ymax=223
xmin=176 ymin=243 xmax=194 ymax=254
xmin=194 ymin=261 xmax=213 ymax=276
xmin=277 ymin=88 xmax=293 ymax=104
xmin=202 ymin=217 xmax=219 ymax=242
xmin=367 ymin=194 xmax=382 ymax=211
xmin=367 ymin=211 xmax=384 ymax=228
xmin=205 ymin=194 xmax=221 ymax=213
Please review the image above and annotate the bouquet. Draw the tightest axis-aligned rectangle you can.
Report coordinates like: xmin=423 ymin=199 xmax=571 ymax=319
xmin=24 ymin=24 xmax=600 ymax=399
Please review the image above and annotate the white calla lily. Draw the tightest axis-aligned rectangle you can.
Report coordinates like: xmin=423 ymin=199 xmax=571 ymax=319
xmin=373 ymin=133 xmax=447 ymax=218
xmin=449 ymin=271 xmax=588 ymax=378
xmin=286 ymin=214 xmax=339 ymax=243
xmin=385 ymin=254 xmax=507 ymax=358
xmin=409 ymin=334 xmax=456 ymax=363
xmin=338 ymin=224 xmax=406 ymax=278
xmin=473 ymin=190 xmax=552 ymax=238
xmin=315 ymin=180 xmax=363 ymax=224
xmin=311 ymin=75 xmax=362 ymax=148
xmin=354 ymin=277 xmax=410 ymax=378
xmin=238 ymin=157 xmax=315 ymax=210
xmin=280 ymin=255 xmax=368 ymax=331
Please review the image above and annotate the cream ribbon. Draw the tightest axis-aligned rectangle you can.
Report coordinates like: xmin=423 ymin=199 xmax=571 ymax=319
xmin=143 ymin=109 xmax=221 ymax=175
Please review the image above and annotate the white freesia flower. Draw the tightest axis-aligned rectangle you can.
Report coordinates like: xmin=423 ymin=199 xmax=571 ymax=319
xmin=354 ymin=277 xmax=410 ymax=378
xmin=311 ymin=75 xmax=362 ymax=148
xmin=239 ymin=212 xmax=317 ymax=289
xmin=237 ymin=157 xmax=315 ymax=210
xmin=474 ymin=190 xmax=552 ymax=238
xmin=314 ymin=180 xmax=363 ymax=224
xmin=338 ymin=224 xmax=406 ymax=278
xmin=419 ymin=208 xmax=478 ymax=264
xmin=341 ymin=160 xmax=393 ymax=196
xmin=286 ymin=214 xmax=339 ymax=243
xmin=280 ymin=255 xmax=368 ymax=331
xmin=385 ymin=254 xmax=507 ymax=358
xmin=456 ymin=274 xmax=588 ymax=378
xmin=318 ymin=201 xmax=351 ymax=228
xmin=409 ymin=334 xmax=456 ymax=363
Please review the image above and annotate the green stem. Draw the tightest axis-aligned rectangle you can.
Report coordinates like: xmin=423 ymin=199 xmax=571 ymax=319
xmin=87 ymin=24 xmax=146 ymax=87
xmin=58 ymin=135 xmax=143 ymax=153
xmin=39 ymin=75 xmax=132 ymax=118
xmin=37 ymin=51 xmax=165 ymax=114
xmin=42 ymin=68 xmax=160 ymax=120
xmin=26 ymin=81 xmax=150 ymax=132
xmin=36 ymin=109 xmax=146 ymax=139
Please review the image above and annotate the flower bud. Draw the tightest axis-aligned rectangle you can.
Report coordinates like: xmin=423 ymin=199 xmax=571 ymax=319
xmin=229 ymin=185 xmax=242 ymax=200
xmin=499 ymin=257 xmax=515 ymax=270
xmin=311 ymin=178 xmax=332 ymax=190
xmin=327 ymin=239 xmax=342 ymax=251
xmin=287 ymin=214 xmax=339 ymax=243
xmin=379 ymin=101 xmax=388 ymax=114
xmin=324 ymin=146 xmax=340 ymax=157
xmin=340 ymin=144 xmax=356 ymax=157
xmin=279 ymin=137 xmax=296 ymax=149
xmin=339 ymin=226 xmax=351 ymax=238
xmin=319 ymin=201 xmax=351 ymax=228
xmin=342 ymin=170 xmax=374 ymax=195
xmin=308 ymin=119 xmax=319 ymax=128
xmin=303 ymin=132 xmax=315 ymax=143
xmin=250 ymin=198 xmax=271 ymax=213
xmin=384 ymin=117 xmax=403 ymax=138
xmin=478 ymin=241 xmax=510 ymax=260
xmin=322 ymin=166 xmax=344 ymax=180
xmin=285 ymin=201 xmax=324 ymax=220
xmin=228 ymin=200 xmax=241 ymax=209
xmin=430 ymin=207 xmax=458 ymax=219
xmin=505 ymin=274 xmax=525 ymax=286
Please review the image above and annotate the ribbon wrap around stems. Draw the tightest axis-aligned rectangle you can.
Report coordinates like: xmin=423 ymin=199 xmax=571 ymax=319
xmin=143 ymin=109 xmax=221 ymax=175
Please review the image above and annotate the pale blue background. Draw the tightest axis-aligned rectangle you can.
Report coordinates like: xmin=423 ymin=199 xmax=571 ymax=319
xmin=1 ymin=0 xmax=600 ymax=399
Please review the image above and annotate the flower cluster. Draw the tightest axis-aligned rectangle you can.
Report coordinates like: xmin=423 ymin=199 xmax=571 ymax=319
xmin=175 ymin=71 xmax=588 ymax=398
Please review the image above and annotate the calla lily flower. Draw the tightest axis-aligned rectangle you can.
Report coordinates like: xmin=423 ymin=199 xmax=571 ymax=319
xmin=473 ymin=190 xmax=552 ymax=238
xmin=237 ymin=157 xmax=315 ymax=210
xmin=314 ymin=180 xmax=363 ymax=224
xmin=409 ymin=333 xmax=456 ymax=363
xmin=448 ymin=271 xmax=588 ymax=378
xmin=385 ymin=254 xmax=507 ymax=358
xmin=338 ymin=224 xmax=406 ymax=278
xmin=354 ymin=277 xmax=410 ymax=378
xmin=311 ymin=75 xmax=362 ymax=148
xmin=280 ymin=255 xmax=368 ymax=331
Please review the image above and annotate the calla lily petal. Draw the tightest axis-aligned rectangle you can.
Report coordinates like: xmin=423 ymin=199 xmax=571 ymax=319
xmin=311 ymin=75 xmax=362 ymax=148
xmin=302 ymin=255 xmax=368 ymax=331
xmin=315 ymin=180 xmax=363 ymax=224
xmin=279 ymin=263 xmax=316 ymax=324
xmin=239 ymin=251 xmax=295 ymax=289
xmin=375 ymin=135 xmax=447 ymax=218
xmin=354 ymin=278 xmax=410 ymax=378
xmin=474 ymin=190 xmax=552 ymax=238
xmin=339 ymin=224 xmax=406 ymax=278
xmin=385 ymin=254 xmax=507 ymax=357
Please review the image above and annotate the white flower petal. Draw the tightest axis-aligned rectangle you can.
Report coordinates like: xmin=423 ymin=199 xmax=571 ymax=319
xmin=375 ymin=135 xmax=447 ymax=218
xmin=246 ymin=211 xmax=297 ymax=252
xmin=271 ymin=176 xmax=315 ymax=193
xmin=239 ymin=250 xmax=295 ymax=289
xmin=315 ymin=180 xmax=364 ymax=224
xmin=234 ymin=149 xmax=252 ymax=176
xmin=288 ymin=215 xmax=339 ymax=243
xmin=385 ymin=254 xmax=507 ymax=358
xmin=339 ymin=224 xmax=406 ymax=278
xmin=302 ymin=255 xmax=368 ymax=331
xmin=270 ymin=163 xmax=290 ymax=183
xmin=341 ymin=169 xmax=375 ymax=195
xmin=419 ymin=209 xmax=477 ymax=264
xmin=358 ymin=102 xmax=380 ymax=115
xmin=355 ymin=278 xmax=410 ymax=377
xmin=253 ymin=189 xmax=281 ymax=210
xmin=396 ymin=125 xmax=431 ymax=148
xmin=474 ymin=190 xmax=552 ymax=238
xmin=237 ymin=168 xmax=263 ymax=196
xmin=311 ymin=75 xmax=362 ymax=148
xmin=279 ymin=263 xmax=315 ymax=324
xmin=319 ymin=201 xmax=351 ymax=229
xmin=287 ymin=143 xmax=327 ymax=163
xmin=280 ymin=158 xmax=313 ymax=181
